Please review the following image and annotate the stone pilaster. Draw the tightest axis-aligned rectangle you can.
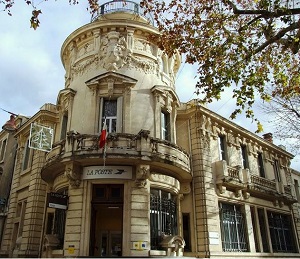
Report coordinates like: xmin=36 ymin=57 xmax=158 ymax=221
xmin=130 ymin=166 xmax=150 ymax=256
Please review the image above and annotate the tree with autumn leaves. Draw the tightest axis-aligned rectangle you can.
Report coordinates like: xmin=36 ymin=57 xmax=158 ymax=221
xmin=1 ymin=0 xmax=300 ymax=137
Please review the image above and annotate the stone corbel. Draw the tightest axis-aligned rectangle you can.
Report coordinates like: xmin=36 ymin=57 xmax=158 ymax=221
xmin=180 ymin=182 xmax=191 ymax=195
xmin=65 ymin=162 xmax=82 ymax=188
xmin=135 ymin=164 xmax=150 ymax=188
xmin=216 ymin=183 xmax=226 ymax=196
xmin=273 ymin=199 xmax=279 ymax=207
xmin=242 ymin=191 xmax=250 ymax=199
xmin=235 ymin=190 xmax=242 ymax=198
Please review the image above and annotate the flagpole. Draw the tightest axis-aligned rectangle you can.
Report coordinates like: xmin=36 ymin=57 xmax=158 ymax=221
xmin=99 ymin=117 xmax=107 ymax=169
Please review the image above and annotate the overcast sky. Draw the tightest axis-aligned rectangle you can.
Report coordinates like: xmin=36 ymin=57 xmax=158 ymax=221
xmin=0 ymin=0 xmax=299 ymax=170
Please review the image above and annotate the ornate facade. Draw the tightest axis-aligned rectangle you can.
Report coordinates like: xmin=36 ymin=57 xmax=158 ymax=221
xmin=0 ymin=1 xmax=300 ymax=258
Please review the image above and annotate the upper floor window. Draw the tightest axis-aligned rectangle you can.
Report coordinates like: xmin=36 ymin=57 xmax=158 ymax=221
xmin=294 ymin=179 xmax=300 ymax=202
xmin=219 ymin=202 xmax=248 ymax=252
xmin=218 ymin=135 xmax=227 ymax=161
xmin=60 ymin=114 xmax=68 ymax=140
xmin=22 ymin=139 xmax=33 ymax=171
xmin=257 ymin=152 xmax=265 ymax=177
xmin=99 ymin=98 xmax=123 ymax=133
xmin=273 ymin=159 xmax=281 ymax=182
xmin=161 ymin=110 xmax=170 ymax=141
xmin=0 ymin=139 xmax=7 ymax=161
xmin=240 ymin=145 xmax=249 ymax=169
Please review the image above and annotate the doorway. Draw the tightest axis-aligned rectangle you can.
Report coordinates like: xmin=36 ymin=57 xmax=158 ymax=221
xmin=90 ymin=185 xmax=123 ymax=257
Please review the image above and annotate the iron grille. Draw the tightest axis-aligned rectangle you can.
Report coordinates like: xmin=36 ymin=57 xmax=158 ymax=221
xmin=150 ymin=190 xmax=177 ymax=250
xmin=268 ymin=212 xmax=296 ymax=253
xmin=219 ymin=203 xmax=248 ymax=252
xmin=54 ymin=208 xmax=66 ymax=249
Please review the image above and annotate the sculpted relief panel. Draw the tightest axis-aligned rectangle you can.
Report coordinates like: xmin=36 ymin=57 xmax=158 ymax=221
xmin=68 ymin=30 xmax=159 ymax=80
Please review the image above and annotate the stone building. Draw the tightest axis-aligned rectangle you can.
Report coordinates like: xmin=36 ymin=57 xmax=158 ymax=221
xmin=0 ymin=126 xmax=17 ymax=246
xmin=0 ymin=1 xmax=300 ymax=258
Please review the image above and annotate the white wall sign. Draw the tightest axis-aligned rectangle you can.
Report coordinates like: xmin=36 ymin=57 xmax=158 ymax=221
xmin=82 ymin=166 xmax=132 ymax=180
xmin=29 ymin=123 xmax=53 ymax=152
xmin=209 ymin=232 xmax=220 ymax=245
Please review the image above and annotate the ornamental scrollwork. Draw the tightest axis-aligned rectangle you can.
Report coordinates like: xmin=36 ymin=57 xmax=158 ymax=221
xmin=65 ymin=162 xmax=82 ymax=188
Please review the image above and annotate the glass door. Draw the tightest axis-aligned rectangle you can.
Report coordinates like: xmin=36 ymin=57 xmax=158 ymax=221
xmin=90 ymin=185 xmax=123 ymax=257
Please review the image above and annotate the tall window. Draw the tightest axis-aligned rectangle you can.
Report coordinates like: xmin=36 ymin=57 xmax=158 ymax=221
xmin=99 ymin=97 xmax=126 ymax=134
xmin=60 ymin=114 xmax=68 ymax=140
xmin=150 ymin=189 xmax=177 ymax=250
xmin=16 ymin=200 xmax=27 ymax=237
xmin=240 ymin=145 xmax=249 ymax=169
xmin=48 ymin=189 xmax=68 ymax=249
xmin=0 ymin=139 xmax=7 ymax=161
xmin=102 ymin=99 xmax=117 ymax=133
xmin=161 ymin=111 xmax=170 ymax=141
xmin=182 ymin=213 xmax=191 ymax=252
xmin=257 ymin=153 xmax=265 ymax=178
xmin=257 ymin=208 xmax=270 ymax=252
xmin=273 ymin=159 xmax=281 ymax=182
xmin=294 ymin=179 xmax=300 ymax=202
xmin=218 ymin=135 xmax=227 ymax=161
xmin=22 ymin=139 xmax=33 ymax=171
xmin=268 ymin=212 xmax=296 ymax=253
xmin=219 ymin=203 xmax=248 ymax=252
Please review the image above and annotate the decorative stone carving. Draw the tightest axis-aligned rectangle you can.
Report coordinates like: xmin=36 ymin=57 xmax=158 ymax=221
xmin=160 ymin=235 xmax=185 ymax=257
xmin=99 ymin=31 xmax=129 ymax=71
xmin=135 ymin=164 xmax=150 ymax=188
xmin=65 ymin=162 xmax=82 ymax=188
xmin=199 ymin=130 xmax=210 ymax=151
xmin=180 ymin=183 xmax=191 ymax=195
xmin=72 ymin=55 xmax=98 ymax=76
xmin=134 ymin=39 xmax=153 ymax=55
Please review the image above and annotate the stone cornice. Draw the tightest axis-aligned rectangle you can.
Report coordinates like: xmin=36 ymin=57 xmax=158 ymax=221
xmin=177 ymin=101 xmax=294 ymax=159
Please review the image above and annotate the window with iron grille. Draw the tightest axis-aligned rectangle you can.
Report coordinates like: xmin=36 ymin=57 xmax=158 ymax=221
xmin=268 ymin=211 xmax=296 ymax=253
xmin=219 ymin=203 xmax=248 ymax=252
xmin=150 ymin=189 xmax=177 ymax=250
xmin=52 ymin=189 xmax=68 ymax=249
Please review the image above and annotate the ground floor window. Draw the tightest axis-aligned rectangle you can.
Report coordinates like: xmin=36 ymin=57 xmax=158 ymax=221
xmin=219 ymin=202 xmax=248 ymax=252
xmin=268 ymin=211 xmax=296 ymax=253
xmin=46 ymin=189 xmax=68 ymax=249
xmin=150 ymin=189 xmax=177 ymax=250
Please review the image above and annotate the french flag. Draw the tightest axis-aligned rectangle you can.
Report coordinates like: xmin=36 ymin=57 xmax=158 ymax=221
xmin=99 ymin=120 xmax=107 ymax=149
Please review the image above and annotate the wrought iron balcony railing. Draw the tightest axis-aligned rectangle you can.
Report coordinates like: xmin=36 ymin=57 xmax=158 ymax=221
xmin=91 ymin=0 xmax=154 ymax=24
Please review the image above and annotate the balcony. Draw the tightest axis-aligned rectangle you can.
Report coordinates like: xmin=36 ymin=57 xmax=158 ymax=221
xmin=214 ymin=160 xmax=297 ymax=204
xmin=42 ymin=130 xmax=191 ymax=182
xmin=91 ymin=0 xmax=154 ymax=24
